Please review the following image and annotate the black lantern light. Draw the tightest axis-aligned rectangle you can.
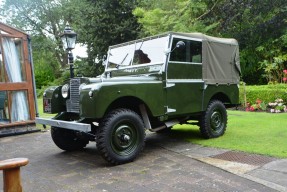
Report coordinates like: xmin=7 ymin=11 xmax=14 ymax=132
xmin=60 ymin=23 xmax=77 ymax=78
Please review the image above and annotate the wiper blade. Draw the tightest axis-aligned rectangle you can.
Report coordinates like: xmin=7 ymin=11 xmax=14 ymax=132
xmin=116 ymin=53 xmax=129 ymax=68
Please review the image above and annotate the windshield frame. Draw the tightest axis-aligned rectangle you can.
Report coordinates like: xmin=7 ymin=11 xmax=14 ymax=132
xmin=105 ymin=34 xmax=169 ymax=72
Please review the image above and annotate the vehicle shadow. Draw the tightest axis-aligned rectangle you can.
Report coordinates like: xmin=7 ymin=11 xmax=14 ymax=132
xmin=50 ymin=127 xmax=204 ymax=167
xmin=146 ymin=127 xmax=203 ymax=144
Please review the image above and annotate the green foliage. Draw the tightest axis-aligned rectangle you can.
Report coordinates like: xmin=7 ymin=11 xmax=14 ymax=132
xmin=134 ymin=0 xmax=219 ymax=36
xmin=259 ymin=102 xmax=267 ymax=111
xmin=74 ymin=58 xmax=104 ymax=77
xmin=74 ymin=0 xmax=141 ymax=75
xmin=36 ymin=70 xmax=71 ymax=97
xmin=2 ymin=0 xmax=287 ymax=85
xmin=32 ymin=36 xmax=61 ymax=89
xmin=0 ymin=0 xmax=79 ymax=69
xmin=239 ymin=83 xmax=287 ymax=106
xmin=257 ymin=34 xmax=287 ymax=83
xmin=34 ymin=64 xmax=55 ymax=89
xmin=248 ymin=100 xmax=267 ymax=111
xmin=206 ymin=0 xmax=287 ymax=84
xmin=136 ymin=0 xmax=287 ymax=84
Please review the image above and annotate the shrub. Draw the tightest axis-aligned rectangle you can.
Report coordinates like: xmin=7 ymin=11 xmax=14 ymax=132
xmin=239 ymin=83 xmax=287 ymax=107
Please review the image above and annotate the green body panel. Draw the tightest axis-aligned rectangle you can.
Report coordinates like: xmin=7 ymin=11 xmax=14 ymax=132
xmin=80 ymin=78 xmax=165 ymax=119
xmin=166 ymin=83 xmax=204 ymax=116
xmin=202 ymin=84 xmax=239 ymax=109
xmin=165 ymin=62 xmax=204 ymax=117
xmin=167 ymin=63 xmax=202 ymax=79
xmin=43 ymin=86 xmax=65 ymax=114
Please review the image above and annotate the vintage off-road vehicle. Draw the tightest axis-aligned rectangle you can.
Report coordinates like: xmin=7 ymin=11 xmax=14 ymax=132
xmin=36 ymin=32 xmax=241 ymax=165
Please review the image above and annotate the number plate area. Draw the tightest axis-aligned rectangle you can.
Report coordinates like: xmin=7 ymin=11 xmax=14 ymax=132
xmin=43 ymin=98 xmax=51 ymax=113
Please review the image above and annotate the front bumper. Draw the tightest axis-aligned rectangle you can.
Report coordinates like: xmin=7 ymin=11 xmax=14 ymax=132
xmin=35 ymin=118 xmax=91 ymax=132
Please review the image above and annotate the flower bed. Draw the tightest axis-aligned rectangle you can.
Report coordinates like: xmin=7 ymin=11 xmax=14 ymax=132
xmin=268 ymin=99 xmax=287 ymax=113
xmin=245 ymin=98 xmax=287 ymax=113
xmin=284 ymin=69 xmax=287 ymax=82
xmin=241 ymin=69 xmax=287 ymax=113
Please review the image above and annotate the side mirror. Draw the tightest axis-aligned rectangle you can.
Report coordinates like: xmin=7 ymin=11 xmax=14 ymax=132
xmin=164 ymin=41 xmax=186 ymax=56
xmin=176 ymin=41 xmax=185 ymax=49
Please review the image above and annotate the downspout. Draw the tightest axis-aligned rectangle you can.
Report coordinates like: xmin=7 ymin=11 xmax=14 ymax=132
xmin=27 ymin=35 xmax=39 ymax=117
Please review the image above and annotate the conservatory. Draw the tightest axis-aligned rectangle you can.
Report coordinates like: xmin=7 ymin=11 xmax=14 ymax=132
xmin=0 ymin=22 xmax=37 ymax=135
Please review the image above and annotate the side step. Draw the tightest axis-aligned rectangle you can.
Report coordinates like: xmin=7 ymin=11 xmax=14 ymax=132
xmin=149 ymin=119 xmax=179 ymax=132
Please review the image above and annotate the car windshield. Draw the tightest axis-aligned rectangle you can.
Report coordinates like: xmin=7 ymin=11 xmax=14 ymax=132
xmin=106 ymin=36 xmax=168 ymax=69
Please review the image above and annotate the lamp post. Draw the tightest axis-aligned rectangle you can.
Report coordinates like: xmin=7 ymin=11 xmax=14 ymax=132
xmin=60 ymin=24 xmax=77 ymax=78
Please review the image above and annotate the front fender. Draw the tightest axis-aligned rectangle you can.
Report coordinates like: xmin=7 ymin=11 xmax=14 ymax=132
xmin=43 ymin=86 xmax=66 ymax=114
xmin=80 ymin=81 xmax=164 ymax=119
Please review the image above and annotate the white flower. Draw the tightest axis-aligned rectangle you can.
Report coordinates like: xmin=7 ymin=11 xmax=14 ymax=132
xmin=275 ymin=99 xmax=283 ymax=103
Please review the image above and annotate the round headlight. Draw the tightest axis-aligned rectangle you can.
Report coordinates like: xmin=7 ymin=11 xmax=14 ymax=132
xmin=88 ymin=90 xmax=93 ymax=97
xmin=61 ymin=84 xmax=69 ymax=98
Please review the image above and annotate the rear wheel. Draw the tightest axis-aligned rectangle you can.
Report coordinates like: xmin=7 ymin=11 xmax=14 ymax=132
xmin=51 ymin=127 xmax=89 ymax=151
xmin=96 ymin=109 xmax=145 ymax=165
xmin=200 ymin=100 xmax=227 ymax=139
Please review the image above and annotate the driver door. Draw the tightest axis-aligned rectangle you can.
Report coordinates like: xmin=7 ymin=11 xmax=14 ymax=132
xmin=165 ymin=36 xmax=204 ymax=116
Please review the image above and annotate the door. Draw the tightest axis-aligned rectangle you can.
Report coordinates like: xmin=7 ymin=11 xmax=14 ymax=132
xmin=165 ymin=36 xmax=204 ymax=116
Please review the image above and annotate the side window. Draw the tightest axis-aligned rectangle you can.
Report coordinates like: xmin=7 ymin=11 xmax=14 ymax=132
xmin=170 ymin=38 xmax=202 ymax=63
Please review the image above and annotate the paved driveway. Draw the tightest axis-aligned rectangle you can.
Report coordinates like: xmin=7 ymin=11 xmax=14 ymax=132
xmin=0 ymin=131 xmax=276 ymax=192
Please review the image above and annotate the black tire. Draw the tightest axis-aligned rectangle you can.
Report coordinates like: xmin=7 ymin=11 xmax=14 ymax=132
xmin=51 ymin=127 xmax=89 ymax=151
xmin=96 ymin=109 xmax=145 ymax=165
xmin=200 ymin=100 xmax=227 ymax=139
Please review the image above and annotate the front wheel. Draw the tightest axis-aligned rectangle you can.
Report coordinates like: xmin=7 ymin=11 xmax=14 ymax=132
xmin=96 ymin=109 xmax=145 ymax=165
xmin=200 ymin=100 xmax=227 ymax=139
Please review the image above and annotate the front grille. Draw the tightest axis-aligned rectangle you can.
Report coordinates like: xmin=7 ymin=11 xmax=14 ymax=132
xmin=66 ymin=78 xmax=80 ymax=113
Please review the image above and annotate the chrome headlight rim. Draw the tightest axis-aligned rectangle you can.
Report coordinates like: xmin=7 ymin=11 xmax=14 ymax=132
xmin=61 ymin=84 xmax=70 ymax=98
xmin=88 ymin=90 xmax=93 ymax=97
xmin=79 ymin=83 xmax=86 ymax=91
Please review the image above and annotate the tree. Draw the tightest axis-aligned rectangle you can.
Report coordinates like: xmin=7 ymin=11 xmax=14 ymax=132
xmin=205 ymin=0 xmax=287 ymax=84
xmin=1 ymin=0 xmax=142 ymax=78
xmin=134 ymin=0 xmax=219 ymax=36
xmin=135 ymin=0 xmax=287 ymax=84
xmin=74 ymin=0 xmax=141 ymax=75
xmin=32 ymin=36 xmax=60 ymax=88
xmin=0 ymin=0 xmax=80 ymax=70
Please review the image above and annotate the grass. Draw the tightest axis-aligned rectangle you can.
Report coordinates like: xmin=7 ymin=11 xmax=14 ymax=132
xmin=172 ymin=110 xmax=287 ymax=158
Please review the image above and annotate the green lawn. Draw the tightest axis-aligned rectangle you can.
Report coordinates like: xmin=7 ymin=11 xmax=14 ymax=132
xmin=172 ymin=110 xmax=287 ymax=158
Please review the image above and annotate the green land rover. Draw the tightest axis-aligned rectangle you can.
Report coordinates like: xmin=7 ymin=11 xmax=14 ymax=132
xmin=36 ymin=32 xmax=241 ymax=165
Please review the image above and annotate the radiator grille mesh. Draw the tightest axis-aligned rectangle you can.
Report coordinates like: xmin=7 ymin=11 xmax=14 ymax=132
xmin=66 ymin=78 xmax=80 ymax=113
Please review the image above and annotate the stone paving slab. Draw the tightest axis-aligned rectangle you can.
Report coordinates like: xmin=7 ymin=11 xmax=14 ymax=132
xmin=247 ymin=159 xmax=287 ymax=190
xmin=0 ymin=131 xmax=284 ymax=192
xmin=146 ymin=132 xmax=287 ymax=192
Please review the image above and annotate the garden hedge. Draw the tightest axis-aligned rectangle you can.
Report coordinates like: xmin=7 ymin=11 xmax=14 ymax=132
xmin=239 ymin=83 xmax=287 ymax=106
